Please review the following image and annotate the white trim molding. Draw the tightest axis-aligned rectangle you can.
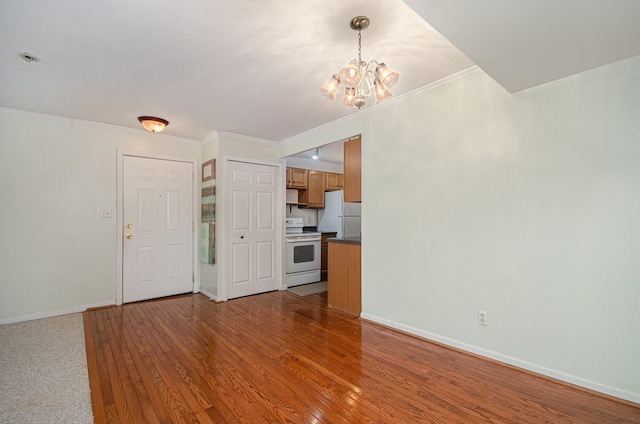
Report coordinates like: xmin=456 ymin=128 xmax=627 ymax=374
xmin=201 ymin=131 xmax=220 ymax=146
xmin=202 ymin=130 xmax=279 ymax=147
xmin=361 ymin=312 xmax=640 ymax=405
xmin=279 ymin=66 xmax=483 ymax=147
xmin=0 ymin=107 xmax=201 ymax=146
xmin=0 ymin=300 xmax=115 ymax=325
xmin=198 ymin=288 xmax=218 ymax=302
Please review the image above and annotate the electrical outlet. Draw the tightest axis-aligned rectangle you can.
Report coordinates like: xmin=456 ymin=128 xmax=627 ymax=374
xmin=99 ymin=208 xmax=112 ymax=218
xmin=478 ymin=310 xmax=488 ymax=326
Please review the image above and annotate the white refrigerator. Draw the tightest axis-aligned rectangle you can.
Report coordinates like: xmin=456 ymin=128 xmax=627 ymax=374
xmin=317 ymin=190 xmax=361 ymax=238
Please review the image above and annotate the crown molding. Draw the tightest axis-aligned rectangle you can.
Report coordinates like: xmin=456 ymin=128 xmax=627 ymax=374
xmin=392 ymin=65 xmax=484 ymax=103
xmin=215 ymin=130 xmax=279 ymax=146
xmin=279 ymin=66 xmax=484 ymax=146
xmin=201 ymin=130 xmax=220 ymax=146
xmin=0 ymin=107 xmax=201 ymax=146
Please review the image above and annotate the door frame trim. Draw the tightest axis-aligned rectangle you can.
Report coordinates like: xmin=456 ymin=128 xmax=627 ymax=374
xmin=116 ymin=150 xmax=199 ymax=305
xmin=218 ymin=156 xmax=284 ymax=301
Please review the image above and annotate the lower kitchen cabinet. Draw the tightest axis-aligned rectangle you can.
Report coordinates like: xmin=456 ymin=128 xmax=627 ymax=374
xmin=320 ymin=233 xmax=336 ymax=281
xmin=328 ymin=240 xmax=361 ymax=316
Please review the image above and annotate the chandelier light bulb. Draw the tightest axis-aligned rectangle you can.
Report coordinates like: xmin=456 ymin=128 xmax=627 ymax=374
xmin=318 ymin=16 xmax=399 ymax=109
xmin=342 ymin=87 xmax=356 ymax=108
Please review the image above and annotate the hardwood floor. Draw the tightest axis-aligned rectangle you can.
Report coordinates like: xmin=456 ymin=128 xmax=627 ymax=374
xmin=84 ymin=291 xmax=639 ymax=423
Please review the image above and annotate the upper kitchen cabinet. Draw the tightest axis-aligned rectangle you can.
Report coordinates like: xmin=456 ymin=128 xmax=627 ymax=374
xmin=343 ymin=136 xmax=361 ymax=202
xmin=299 ymin=170 xmax=325 ymax=208
xmin=325 ymin=172 xmax=343 ymax=191
xmin=286 ymin=167 xmax=308 ymax=189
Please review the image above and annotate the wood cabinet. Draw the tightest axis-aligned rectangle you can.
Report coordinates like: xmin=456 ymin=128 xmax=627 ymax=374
xmin=286 ymin=167 xmax=308 ymax=189
xmin=320 ymin=233 xmax=336 ymax=281
xmin=298 ymin=170 xmax=325 ymax=208
xmin=343 ymin=136 xmax=361 ymax=202
xmin=328 ymin=241 xmax=361 ymax=316
xmin=325 ymin=172 xmax=343 ymax=191
xmin=286 ymin=167 xmax=342 ymax=208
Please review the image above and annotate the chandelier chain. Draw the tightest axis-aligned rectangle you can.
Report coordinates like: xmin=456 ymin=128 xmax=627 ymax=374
xmin=358 ymin=30 xmax=362 ymax=62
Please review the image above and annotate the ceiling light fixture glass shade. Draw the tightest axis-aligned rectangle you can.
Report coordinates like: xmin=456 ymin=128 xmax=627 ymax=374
xmin=319 ymin=16 xmax=399 ymax=109
xmin=374 ymin=80 xmax=393 ymax=104
xmin=138 ymin=116 xmax=169 ymax=133
xmin=319 ymin=75 xmax=340 ymax=100
xmin=312 ymin=148 xmax=319 ymax=160
xmin=375 ymin=63 xmax=400 ymax=88
xmin=338 ymin=60 xmax=361 ymax=88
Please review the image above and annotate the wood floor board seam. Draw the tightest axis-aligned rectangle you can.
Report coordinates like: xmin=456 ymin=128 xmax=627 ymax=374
xmin=83 ymin=292 xmax=640 ymax=423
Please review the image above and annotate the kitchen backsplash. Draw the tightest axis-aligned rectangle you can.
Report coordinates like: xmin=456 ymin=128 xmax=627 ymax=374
xmin=287 ymin=205 xmax=318 ymax=226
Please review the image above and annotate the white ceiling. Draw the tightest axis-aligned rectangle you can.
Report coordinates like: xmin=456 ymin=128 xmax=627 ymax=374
xmin=404 ymin=0 xmax=640 ymax=93
xmin=2 ymin=1 xmax=639 ymax=143
xmin=291 ymin=139 xmax=346 ymax=165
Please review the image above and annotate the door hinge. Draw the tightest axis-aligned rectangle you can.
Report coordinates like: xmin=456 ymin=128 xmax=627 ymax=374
xmin=192 ymin=172 xmax=195 ymax=181
xmin=192 ymin=273 xmax=195 ymax=282
xmin=192 ymin=222 xmax=195 ymax=231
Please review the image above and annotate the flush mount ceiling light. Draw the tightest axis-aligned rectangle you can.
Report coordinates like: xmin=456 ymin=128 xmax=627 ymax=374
xmin=137 ymin=116 xmax=169 ymax=133
xmin=319 ymin=16 xmax=400 ymax=109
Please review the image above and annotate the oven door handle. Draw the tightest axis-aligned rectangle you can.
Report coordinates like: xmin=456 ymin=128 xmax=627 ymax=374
xmin=286 ymin=237 xmax=321 ymax=243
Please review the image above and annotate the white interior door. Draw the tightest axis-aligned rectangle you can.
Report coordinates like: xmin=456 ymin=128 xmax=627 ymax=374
xmin=123 ymin=156 xmax=194 ymax=303
xmin=227 ymin=160 xmax=278 ymax=299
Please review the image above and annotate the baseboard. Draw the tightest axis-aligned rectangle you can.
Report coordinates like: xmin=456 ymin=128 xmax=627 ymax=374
xmin=0 ymin=300 xmax=116 ymax=325
xmin=198 ymin=288 xmax=218 ymax=302
xmin=360 ymin=312 xmax=640 ymax=405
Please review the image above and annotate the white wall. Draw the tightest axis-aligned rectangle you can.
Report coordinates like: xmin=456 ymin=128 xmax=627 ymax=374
xmin=286 ymin=203 xmax=317 ymax=226
xmin=2 ymin=54 xmax=638 ymax=401
xmin=280 ymin=57 xmax=640 ymax=402
xmin=0 ymin=110 xmax=201 ymax=322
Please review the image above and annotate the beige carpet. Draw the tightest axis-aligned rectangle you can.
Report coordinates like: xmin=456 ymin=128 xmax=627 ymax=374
xmin=0 ymin=313 xmax=93 ymax=423
xmin=286 ymin=281 xmax=328 ymax=296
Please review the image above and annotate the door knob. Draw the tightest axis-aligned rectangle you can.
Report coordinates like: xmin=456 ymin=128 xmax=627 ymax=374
xmin=127 ymin=224 xmax=133 ymax=229
xmin=126 ymin=234 xmax=133 ymax=239
xmin=240 ymin=235 xmax=244 ymax=239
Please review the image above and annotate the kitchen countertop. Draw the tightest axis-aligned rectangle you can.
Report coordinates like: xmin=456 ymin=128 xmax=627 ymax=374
xmin=327 ymin=236 xmax=361 ymax=245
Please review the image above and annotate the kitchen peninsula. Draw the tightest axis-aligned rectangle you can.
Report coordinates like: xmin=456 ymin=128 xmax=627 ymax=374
xmin=327 ymin=135 xmax=362 ymax=316
xmin=327 ymin=236 xmax=361 ymax=316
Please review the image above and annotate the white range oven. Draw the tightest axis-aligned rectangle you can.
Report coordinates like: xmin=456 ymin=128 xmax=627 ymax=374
xmin=285 ymin=218 xmax=321 ymax=287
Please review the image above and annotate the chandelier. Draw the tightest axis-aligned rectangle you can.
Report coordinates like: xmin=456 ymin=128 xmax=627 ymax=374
xmin=319 ymin=16 xmax=400 ymax=109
